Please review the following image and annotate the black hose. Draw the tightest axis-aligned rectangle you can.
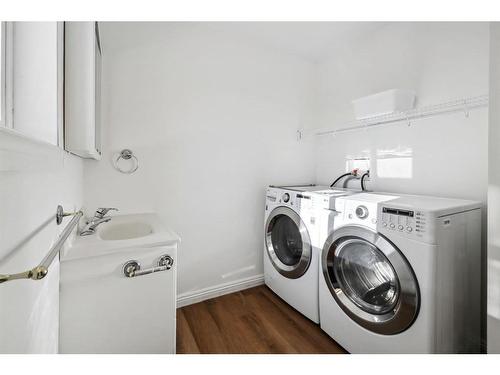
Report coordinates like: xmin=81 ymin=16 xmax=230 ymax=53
xmin=361 ymin=172 xmax=369 ymax=191
xmin=330 ymin=172 xmax=353 ymax=188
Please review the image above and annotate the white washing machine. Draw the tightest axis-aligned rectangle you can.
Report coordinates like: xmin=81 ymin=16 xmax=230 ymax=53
xmin=319 ymin=192 xmax=482 ymax=353
xmin=264 ymin=185 xmax=356 ymax=323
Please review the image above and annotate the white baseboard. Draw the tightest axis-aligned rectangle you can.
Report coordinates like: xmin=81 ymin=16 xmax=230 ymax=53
xmin=177 ymin=274 xmax=265 ymax=308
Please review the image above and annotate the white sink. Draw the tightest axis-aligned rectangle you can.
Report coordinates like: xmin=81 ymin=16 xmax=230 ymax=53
xmin=63 ymin=213 xmax=181 ymax=262
xmin=99 ymin=221 xmax=153 ymax=241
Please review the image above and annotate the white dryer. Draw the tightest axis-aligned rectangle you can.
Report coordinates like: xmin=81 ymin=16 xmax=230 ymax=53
xmin=319 ymin=192 xmax=482 ymax=353
xmin=264 ymin=185 xmax=356 ymax=323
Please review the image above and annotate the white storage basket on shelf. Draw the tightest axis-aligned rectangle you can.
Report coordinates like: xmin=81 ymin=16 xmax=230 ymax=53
xmin=352 ymin=89 xmax=416 ymax=120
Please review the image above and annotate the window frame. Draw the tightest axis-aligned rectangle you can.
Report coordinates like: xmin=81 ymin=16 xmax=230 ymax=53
xmin=1 ymin=21 xmax=13 ymax=130
xmin=0 ymin=21 xmax=64 ymax=149
xmin=1 ymin=22 xmax=6 ymax=127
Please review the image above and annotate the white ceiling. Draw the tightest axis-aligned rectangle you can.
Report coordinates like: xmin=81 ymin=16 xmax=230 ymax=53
xmin=100 ymin=22 xmax=387 ymax=62
xmin=203 ymin=22 xmax=387 ymax=61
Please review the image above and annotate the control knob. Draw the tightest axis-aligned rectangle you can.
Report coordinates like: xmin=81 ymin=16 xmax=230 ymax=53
xmin=282 ymin=193 xmax=290 ymax=203
xmin=355 ymin=205 xmax=369 ymax=219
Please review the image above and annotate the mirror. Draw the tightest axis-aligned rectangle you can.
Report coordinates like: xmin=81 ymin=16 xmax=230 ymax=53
xmin=0 ymin=21 xmax=63 ymax=147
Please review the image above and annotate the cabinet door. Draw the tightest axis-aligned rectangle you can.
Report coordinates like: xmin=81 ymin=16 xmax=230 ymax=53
xmin=64 ymin=22 xmax=102 ymax=159
xmin=60 ymin=245 xmax=177 ymax=353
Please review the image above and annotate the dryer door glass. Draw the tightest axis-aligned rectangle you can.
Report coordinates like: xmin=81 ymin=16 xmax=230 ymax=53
xmin=265 ymin=206 xmax=312 ymax=279
xmin=270 ymin=215 xmax=303 ymax=266
xmin=333 ymin=239 xmax=399 ymax=314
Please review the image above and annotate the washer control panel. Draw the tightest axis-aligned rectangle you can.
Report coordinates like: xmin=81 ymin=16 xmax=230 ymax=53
xmin=379 ymin=206 xmax=432 ymax=241
xmin=381 ymin=207 xmax=416 ymax=233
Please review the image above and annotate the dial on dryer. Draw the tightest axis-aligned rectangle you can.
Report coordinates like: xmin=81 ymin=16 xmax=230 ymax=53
xmin=355 ymin=205 xmax=369 ymax=219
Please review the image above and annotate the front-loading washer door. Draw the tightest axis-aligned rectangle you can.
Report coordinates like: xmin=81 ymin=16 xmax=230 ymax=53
xmin=265 ymin=206 xmax=312 ymax=279
xmin=322 ymin=225 xmax=420 ymax=335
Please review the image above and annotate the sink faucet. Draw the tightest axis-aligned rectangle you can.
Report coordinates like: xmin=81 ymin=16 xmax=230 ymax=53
xmin=80 ymin=208 xmax=118 ymax=236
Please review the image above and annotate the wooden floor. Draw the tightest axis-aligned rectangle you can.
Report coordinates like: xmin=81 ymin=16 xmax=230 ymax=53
xmin=176 ymin=285 xmax=347 ymax=354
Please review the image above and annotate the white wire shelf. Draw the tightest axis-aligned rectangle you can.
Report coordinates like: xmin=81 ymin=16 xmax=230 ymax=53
xmin=298 ymin=95 xmax=489 ymax=139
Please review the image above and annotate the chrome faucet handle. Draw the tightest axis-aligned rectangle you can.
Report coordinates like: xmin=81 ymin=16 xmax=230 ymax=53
xmin=95 ymin=207 xmax=118 ymax=218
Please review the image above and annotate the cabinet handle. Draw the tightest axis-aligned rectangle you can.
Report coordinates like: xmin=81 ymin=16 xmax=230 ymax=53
xmin=123 ymin=255 xmax=173 ymax=278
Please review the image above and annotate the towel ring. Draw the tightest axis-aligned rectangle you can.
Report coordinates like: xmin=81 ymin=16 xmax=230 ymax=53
xmin=115 ymin=149 xmax=139 ymax=174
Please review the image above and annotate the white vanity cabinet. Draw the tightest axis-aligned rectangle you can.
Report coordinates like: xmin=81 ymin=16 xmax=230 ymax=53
xmin=60 ymin=244 xmax=178 ymax=354
xmin=59 ymin=214 xmax=180 ymax=354
xmin=64 ymin=22 xmax=102 ymax=159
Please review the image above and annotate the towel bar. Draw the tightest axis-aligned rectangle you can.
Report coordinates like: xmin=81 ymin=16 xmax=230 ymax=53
xmin=0 ymin=206 xmax=83 ymax=284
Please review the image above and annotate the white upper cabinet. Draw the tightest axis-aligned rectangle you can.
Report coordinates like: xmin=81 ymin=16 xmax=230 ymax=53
xmin=64 ymin=22 xmax=102 ymax=159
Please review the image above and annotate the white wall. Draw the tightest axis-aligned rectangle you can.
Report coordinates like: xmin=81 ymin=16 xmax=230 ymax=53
xmin=314 ymin=22 xmax=489 ymax=199
xmin=83 ymin=23 xmax=316 ymax=297
xmin=488 ymin=22 xmax=500 ymax=354
xmin=0 ymin=131 xmax=83 ymax=353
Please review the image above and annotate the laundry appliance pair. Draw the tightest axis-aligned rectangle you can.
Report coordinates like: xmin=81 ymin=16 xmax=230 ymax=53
xmin=263 ymin=185 xmax=482 ymax=353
